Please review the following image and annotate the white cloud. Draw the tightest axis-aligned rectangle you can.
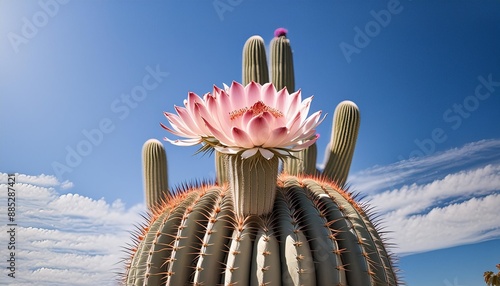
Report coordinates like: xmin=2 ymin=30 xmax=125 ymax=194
xmin=349 ymin=138 xmax=500 ymax=195
xmin=0 ymin=173 xmax=145 ymax=286
xmin=348 ymin=139 xmax=500 ymax=256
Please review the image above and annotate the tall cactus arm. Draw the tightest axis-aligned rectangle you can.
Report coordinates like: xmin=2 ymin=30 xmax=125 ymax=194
xmin=242 ymin=35 xmax=269 ymax=85
xmin=142 ymin=138 xmax=169 ymax=210
xmin=271 ymin=28 xmax=317 ymax=175
xmin=322 ymin=100 xmax=361 ymax=187
xmin=270 ymin=28 xmax=295 ymax=92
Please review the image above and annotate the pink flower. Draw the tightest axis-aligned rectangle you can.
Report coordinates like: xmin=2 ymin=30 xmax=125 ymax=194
xmin=161 ymin=81 xmax=324 ymax=159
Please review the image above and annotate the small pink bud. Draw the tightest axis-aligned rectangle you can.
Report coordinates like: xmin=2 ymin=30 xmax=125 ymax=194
xmin=274 ymin=27 xmax=288 ymax=38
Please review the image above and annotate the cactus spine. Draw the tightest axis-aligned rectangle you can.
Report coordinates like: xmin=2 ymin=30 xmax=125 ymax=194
xmin=142 ymin=139 xmax=169 ymax=210
xmin=322 ymin=100 xmax=361 ymax=187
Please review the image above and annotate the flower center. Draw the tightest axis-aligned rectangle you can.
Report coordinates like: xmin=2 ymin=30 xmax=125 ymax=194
xmin=229 ymin=101 xmax=283 ymax=120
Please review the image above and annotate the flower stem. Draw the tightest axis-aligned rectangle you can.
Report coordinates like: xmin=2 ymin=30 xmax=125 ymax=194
xmin=227 ymin=154 xmax=279 ymax=216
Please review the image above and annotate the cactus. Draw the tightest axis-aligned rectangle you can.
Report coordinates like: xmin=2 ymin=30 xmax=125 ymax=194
xmin=128 ymin=29 xmax=398 ymax=285
xmin=322 ymin=100 xmax=361 ymax=187
xmin=142 ymin=138 xmax=169 ymax=210
xmin=124 ymin=174 xmax=399 ymax=285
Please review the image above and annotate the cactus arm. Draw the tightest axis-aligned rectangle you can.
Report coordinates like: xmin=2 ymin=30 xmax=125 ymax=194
xmin=270 ymin=32 xmax=294 ymax=92
xmin=322 ymin=100 xmax=360 ymax=187
xmin=227 ymin=154 xmax=279 ymax=216
xmin=270 ymin=29 xmax=318 ymax=176
xmin=142 ymin=139 xmax=169 ymax=210
xmin=242 ymin=35 xmax=270 ymax=85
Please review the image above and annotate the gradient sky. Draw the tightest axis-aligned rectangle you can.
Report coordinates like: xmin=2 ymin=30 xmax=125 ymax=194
xmin=1 ymin=1 xmax=500 ymax=285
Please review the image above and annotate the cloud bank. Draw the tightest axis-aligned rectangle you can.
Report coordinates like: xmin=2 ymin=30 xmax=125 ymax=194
xmin=0 ymin=173 xmax=145 ymax=285
xmin=349 ymin=139 xmax=500 ymax=255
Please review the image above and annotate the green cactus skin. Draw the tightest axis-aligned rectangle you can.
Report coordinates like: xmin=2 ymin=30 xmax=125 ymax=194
xmin=124 ymin=174 xmax=399 ymax=285
xmin=242 ymin=35 xmax=269 ymax=85
xmin=322 ymin=101 xmax=361 ymax=187
xmin=142 ymin=139 xmax=169 ymax=210
xmin=283 ymin=143 xmax=318 ymax=176
xmin=215 ymin=151 xmax=228 ymax=185
xmin=227 ymin=154 xmax=279 ymax=216
xmin=270 ymin=34 xmax=295 ymax=93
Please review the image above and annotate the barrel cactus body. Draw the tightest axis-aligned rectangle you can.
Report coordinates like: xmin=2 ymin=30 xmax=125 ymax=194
xmin=125 ymin=174 xmax=398 ymax=286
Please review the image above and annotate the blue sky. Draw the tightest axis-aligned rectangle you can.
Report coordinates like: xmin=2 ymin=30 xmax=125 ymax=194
xmin=1 ymin=1 xmax=499 ymax=285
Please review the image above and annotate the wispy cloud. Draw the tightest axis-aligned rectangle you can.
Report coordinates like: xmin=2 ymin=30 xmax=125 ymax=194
xmin=349 ymin=139 xmax=500 ymax=255
xmin=0 ymin=173 xmax=145 ymax=285
xmin=350 ymin=138 xmax=500 ymax=195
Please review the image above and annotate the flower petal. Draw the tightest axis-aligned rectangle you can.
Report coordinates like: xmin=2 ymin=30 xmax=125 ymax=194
xmin=245 ymin=81 xmax=261 ymax=107
xmin=290 ymin=134 xmax=319 ymax=151
xmin=229 ymin=81 xmax=246 ymax=110
xmin=261 ymin=83 xmax=277 ymax=107
xmin=275 ymin=87 xmax=289 ymax=113
xmin=163 ymin=137 xmax=201 ymax=146
xmin=258 ymin=148 xmax=275 ymax=160
xmin=286 ymin=89 xmax=302 ymax=119
xmin=203 ymin=118 xmax=234 ymax=146
xmin=231 ymin=127 xmax=255 ymax=148
xmin=241 ymin=148 xmax=259 ymax=159
xmin=247 ymin=115 xmax=270 ymax=146
xmin=263 ymin=126 xmax=288 ymax=147
xmin=215 ymin=146 xmax=241 ymax=154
